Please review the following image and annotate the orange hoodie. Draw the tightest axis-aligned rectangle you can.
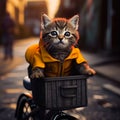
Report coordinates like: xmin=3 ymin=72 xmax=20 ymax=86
xmin=25 ymin=43 xmax=86 ymax=77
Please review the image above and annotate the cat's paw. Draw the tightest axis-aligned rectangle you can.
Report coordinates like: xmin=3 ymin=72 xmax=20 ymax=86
xmin=79 ymin=62 xmax=96 ymax=76
xmin=84 ymin=67 xmax=96 ymax=76
xmin=30 ymin=67 xmax=44 ymax=79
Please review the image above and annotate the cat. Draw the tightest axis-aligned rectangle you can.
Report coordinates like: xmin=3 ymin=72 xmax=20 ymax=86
xmin=25 ymin=14 xmax=96 ymax=78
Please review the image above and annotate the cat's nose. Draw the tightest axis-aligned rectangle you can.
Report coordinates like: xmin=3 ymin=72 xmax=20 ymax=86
xmin=58 ymin=35 xmax=63 ymax=41
xmin=59 ymin=38 xmax=63 ymax=41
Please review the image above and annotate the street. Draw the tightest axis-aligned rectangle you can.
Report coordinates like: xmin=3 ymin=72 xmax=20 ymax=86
xmin=0 ymin=38 xmax=120 ymax=120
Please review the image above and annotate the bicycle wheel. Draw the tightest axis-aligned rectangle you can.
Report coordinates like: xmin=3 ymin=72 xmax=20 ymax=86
xmin=50 ymin=111 xmax=78 ymax=120
xmin=45 ymin=110 xmax=59 ymax=120
xmin=16 ymin=95 xmax=37 ymax=120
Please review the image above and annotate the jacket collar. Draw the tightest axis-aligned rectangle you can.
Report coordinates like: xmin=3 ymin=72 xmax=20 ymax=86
xmin=40 ymin=46 xmax=78 ymax=62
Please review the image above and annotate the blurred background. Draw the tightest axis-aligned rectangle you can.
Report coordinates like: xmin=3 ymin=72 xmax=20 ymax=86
xmin=0 ymin=0 xmax=119 ymax=54
xmin=0 ymin=0 xmax=120 ymax=120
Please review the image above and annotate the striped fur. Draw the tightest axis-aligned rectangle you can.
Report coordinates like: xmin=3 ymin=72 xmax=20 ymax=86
xmin=40 ymin=14 xmax=80 ymax=61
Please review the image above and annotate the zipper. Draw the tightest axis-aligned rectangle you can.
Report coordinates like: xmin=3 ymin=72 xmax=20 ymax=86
xmin=60 ymin=60 xmax=63 ymax=76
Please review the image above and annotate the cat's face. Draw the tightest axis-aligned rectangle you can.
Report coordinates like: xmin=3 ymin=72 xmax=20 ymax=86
xmin=41 ymin=14 xmax=79 ymax=51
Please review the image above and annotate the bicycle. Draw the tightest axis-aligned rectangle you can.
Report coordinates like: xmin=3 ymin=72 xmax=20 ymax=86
xmin=15 ymin=74 xmax=89 ymax=120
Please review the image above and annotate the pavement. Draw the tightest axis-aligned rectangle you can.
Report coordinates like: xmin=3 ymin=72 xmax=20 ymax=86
xmin=0 ymin=37 xmax=120 ymax=94
xmin=82 ymin=51 xmax=120 ymax=84
xmin=0 ymin=57 xmax=24 ymax=76
xmin=82 ymin=51 xmax=120 ymax=96
xmin=0 ymin=37 xmax=37 ymax=76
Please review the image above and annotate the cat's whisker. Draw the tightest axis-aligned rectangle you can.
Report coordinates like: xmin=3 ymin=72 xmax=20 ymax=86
xmin=47 ymin=44 xmax=54 ymax=51
xmin=44 ymin=42 xmax=50 ymax=48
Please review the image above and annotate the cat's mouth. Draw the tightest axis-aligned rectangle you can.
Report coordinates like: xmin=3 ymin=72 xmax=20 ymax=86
xmin=54 ymin=42 xmax=68 ymax=49
xmin=55 ymin=41 xmax=64 ymax=45
xmin=53 ymin=39 xmax=69 ymax=49
xmin=58 ymin=41 xmax=64 ymax=44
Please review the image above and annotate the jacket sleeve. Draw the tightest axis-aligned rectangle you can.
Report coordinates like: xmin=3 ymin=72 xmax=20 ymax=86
xmin=32 ymin=50 xmax=45 ymax=68
xmin=76 ymin=48 xmax=87 ymax=64
xmin=25 ymin=44 xmax=45 ymax=69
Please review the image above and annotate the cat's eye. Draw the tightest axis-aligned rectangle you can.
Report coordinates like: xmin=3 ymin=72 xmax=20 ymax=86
xmin=50 ymin=31 xmax=57 ymax=36
xmin=64 ymin=31 xmax=70 ymax=37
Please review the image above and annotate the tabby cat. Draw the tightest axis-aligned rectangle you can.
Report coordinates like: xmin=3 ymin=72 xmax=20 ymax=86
xmin=25 ymin=14 xmax=96 ymax=78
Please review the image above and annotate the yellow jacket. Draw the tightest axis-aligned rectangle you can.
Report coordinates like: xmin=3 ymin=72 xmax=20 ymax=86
xmin=25 ymin=44 xmax=86 ymax=77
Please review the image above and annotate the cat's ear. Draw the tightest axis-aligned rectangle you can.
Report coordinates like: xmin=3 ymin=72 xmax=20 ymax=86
xmin=41 ymin=14 xmax=51 ymax=29
xmin=69 ymin=15 xmax=79 ymax=30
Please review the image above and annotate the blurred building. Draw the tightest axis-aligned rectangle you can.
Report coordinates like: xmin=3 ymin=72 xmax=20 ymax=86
xmin=24 ymin=0 xmax=48 ymax=36
xmin=80 ymin=0 xmax=101 ymax=51
xmin=6 ymin=0 xmax=26 ymax=25
xmin=55 ymin=0 xmax=85 ymax=18
xmin=0 ymin=0 xmax=6 ymax=42
xmin=112 ymin=0 xmax=120 ymax=54
xmin=0 ymin=0 xmax=48 ymax=39
xmin=0 ymin=0 xmax=27 ymax=41
xmin=80 ymin=0 xmax=120 ymax=55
